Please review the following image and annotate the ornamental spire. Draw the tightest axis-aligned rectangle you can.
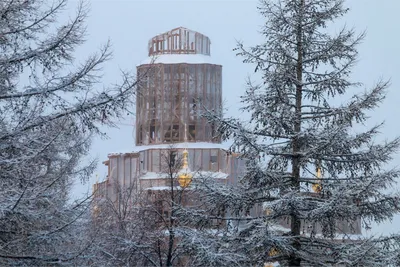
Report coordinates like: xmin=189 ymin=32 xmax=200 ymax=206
xmin=312 ymin=160 xmax=322 ymax=193
xmin=178 ymin=124 xmax=192 ymax=187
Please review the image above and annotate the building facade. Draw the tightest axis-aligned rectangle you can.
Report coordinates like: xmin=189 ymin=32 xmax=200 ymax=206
xmin=93 ymin=27 xmax=244 ymax=204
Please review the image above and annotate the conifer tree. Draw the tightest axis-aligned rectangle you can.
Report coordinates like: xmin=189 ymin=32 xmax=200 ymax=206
xmin=0 ymin=1 xmax=138 ymax=265
xmin=192 ymin=0 xmax=400 ymax=266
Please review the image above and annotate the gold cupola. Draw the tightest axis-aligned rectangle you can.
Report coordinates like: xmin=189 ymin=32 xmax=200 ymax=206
xmin=177 ymin=124 xmax=193 ymax=188
xmin=312 ymin=160 xmax=323 ymax=193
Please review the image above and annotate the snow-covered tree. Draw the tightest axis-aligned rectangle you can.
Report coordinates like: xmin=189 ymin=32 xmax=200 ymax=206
xmin=195 ymin=0 xmax=400 ymax=266
xmin=0 ymin=0 xmax=138 ymax=265
xmin=85 ymin=180 xmax=156 ymax=266
xmin=87 ymin=148 xmax=195 ymax=267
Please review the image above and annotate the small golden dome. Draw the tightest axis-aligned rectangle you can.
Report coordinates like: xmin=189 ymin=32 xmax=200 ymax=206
xmin=312 ymin=163 xmax=323 ymax=193
xmin=177 ymin=149 xmax=192 ymax=188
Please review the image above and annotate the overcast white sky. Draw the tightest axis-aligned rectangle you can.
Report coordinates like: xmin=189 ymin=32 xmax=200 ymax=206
xmin=68 ymin=0 xmax=400 ymax=236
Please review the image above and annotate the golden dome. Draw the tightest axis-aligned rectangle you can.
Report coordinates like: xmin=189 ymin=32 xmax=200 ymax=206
xmin=177 ymin=149 xmax=192 ymax=188
xmin=312 ymin=163 xmax=323 ymax=193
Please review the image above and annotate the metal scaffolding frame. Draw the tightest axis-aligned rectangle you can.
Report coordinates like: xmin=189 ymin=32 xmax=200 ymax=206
xmin=147 ymin=27 xmax=211 ymax=56
xmin=136 ymin=27 xmax=222 ymax=145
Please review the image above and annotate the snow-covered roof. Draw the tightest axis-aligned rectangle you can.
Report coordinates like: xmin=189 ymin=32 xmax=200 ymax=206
xmin=139 ymin=171 xmax=228 ymax=180
xmin=145 ymin=186 xmax=176 ymax=191
xmin=109 ymin=142 xmax=229 ymax=156
xmin=136 ymin=142 xmax=227 ymax=151
xmin=138 ymin=54 xmax=219 ymax=66
xmin=197 ymin=171 xmax=229 ymax=179
xmin=139 ymin=172 xmax=163 ymax=180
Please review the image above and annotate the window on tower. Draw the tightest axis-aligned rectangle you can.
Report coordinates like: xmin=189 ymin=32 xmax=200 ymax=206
xmin=150 ymin=126 xmax=155 ymax=142
xmin=169 ymin=151 xmax=177 ymax=168
xmin=189 ymin=125 xmax=196 ymax=140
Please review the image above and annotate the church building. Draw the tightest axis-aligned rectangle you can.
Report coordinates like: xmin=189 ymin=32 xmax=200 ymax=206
xmin=93 ymin=27 xmax=244 ymax=206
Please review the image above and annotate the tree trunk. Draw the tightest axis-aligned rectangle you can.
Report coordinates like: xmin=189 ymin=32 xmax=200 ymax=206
xmin=166 ymin=230 xmax=175 ymax=267
xmin=289 ymin=0 xmax=304 ymax=266
xmin=166 ymin=154 xmax=176 ymax=267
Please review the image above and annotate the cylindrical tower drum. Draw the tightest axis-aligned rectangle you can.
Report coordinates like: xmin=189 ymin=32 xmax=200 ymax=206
xmin=136 ymin=27 xmax=222 ymax=146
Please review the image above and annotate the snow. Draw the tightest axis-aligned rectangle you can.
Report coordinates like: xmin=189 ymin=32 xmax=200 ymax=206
xmin=138 ymin=54 xmax=219 ymax=66
xmin=264 ymin=262 xmax=280 ymax=267
xmin=145 ymin=186 xmax=176 ymax=190
xmin=197 ymin=171 xmax=228 ymax=179
xmin=109 ymin=142 xmax=229 ymax=156
xmin=139 ymin=172 xmax=164 ymax=179
xmin=268 ymin=225 xmax=363 ymax=240
xmin=140 ymin=171 xmax=228 ymax=180
xmin=134 ymin=142 xmax=228 ymax=151
xmin=313 ymin=233 xmax=363 ymax=240
xmin=140 ymin=170 xmax=228 ymax=180
xmin=269 ymin=225 xmax=291 ymax=233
